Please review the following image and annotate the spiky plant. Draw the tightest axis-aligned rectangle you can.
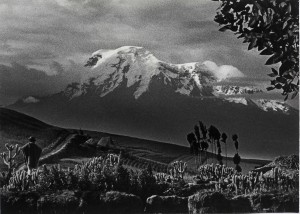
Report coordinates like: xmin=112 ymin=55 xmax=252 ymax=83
xmin=170 ymin=161 xmax=187 ymax=180
xmin=0 ymin=144 xmax=21 ymax=181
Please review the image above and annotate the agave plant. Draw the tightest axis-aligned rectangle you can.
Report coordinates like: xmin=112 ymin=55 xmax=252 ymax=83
xmin=0 ymin=144 xmax=21 ymax=181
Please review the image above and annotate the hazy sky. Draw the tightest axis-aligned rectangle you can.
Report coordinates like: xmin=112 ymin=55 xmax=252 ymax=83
xmin=0 ymin=0 xmax=297 ymax=107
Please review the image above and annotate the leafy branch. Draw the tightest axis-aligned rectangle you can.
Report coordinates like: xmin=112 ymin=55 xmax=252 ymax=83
xmin=214 ymin=0 xmax=299 ymax=100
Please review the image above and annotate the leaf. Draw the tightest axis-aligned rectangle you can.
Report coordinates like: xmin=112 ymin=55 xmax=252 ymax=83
xmin=266 ymin=86 xmax=275 ymax=91
xmin=284 ymin=94 xmax=288 ymax=101
xmin=271 ymin=68 xmax=278 ymax=75
xmin=267 ymin=73 xmax=277 ymax=77
xmin=260 ymin=48 xmax=273 ymax=55
xmin=249 ymin=17 xmax=258 ymax=28
xmin=276 ymin=76 xmax=286 ymax=84
xmin=282 ymin=17 xmax=291 ymax=30
xmin=248 ymin=38 xmax=258 ymax=50
xmin=254 ymin=1 xmax=264 ymax=13
xmin=219 ymin=25 xmax=231 ymax=32
xmin=237 ymin=33 xmax=244 ymax=38
xmin=265 ymin=53 xmax=282 ymax=65
xmin=284 ymin=74 xmax=294 ymax=79
xmin=291 ymin=91 xmax=298 ymax=99
xmin=285 ymin=2 xmax=292 ymax=14
xmin=270 ymin=80 xmax=277 ymax=85
xmin=279 ymin=61 xmax=293 ymax=75
xmin=275 ymin=84 xmax=282 ymax=89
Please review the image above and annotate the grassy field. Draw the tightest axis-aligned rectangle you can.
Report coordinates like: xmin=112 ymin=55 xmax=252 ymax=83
xmin=1 ymin=107 xmax=270 ymax=174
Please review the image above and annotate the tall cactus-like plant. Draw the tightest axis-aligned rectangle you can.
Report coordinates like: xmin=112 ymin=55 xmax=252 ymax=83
xmin=170 ymin=161 xmax=187 ymax=180
xmin=106 ymin=153 xmax=120 ymax=167
xmin=0 ymin=144 xmax=21 ymax=179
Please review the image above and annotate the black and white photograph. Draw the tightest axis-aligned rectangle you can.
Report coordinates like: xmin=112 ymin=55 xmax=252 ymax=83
xmin=0 ymin=0 xmax=299 ymax=213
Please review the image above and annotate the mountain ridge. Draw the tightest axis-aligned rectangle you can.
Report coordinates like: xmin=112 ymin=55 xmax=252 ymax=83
xmin=74 ymin=46 xmax=251 ymax=99
xmin=7 ymin=46 xmax=299 ymax=159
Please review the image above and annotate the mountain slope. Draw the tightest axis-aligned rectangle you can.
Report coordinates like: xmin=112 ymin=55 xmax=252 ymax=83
xmin=0 ymin=108 xmax=270 ymax=174
xmin=70 ymin=46 xmax=248 ymax=99
xmin=8 ymin=46 xmax=299 ymax=159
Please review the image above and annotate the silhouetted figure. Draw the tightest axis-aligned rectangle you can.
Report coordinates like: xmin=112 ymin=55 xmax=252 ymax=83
xmin=21 ymin=136 xmax=42 ymax=174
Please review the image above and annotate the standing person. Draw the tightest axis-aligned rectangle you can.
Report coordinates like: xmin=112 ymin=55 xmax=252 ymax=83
xmin=21 ymin=136 xmax=42 ymax=174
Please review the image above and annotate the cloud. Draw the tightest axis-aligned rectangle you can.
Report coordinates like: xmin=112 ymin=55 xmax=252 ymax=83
xmin=0 ymin=62 xmax=86 ymax=105
xmin=0 ymin=0 xmax=279 ymax=105
xmin=203 ymin=60 xmax=245 ymax=81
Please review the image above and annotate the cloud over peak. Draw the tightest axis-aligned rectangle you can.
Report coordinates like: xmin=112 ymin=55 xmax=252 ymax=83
xmin=203 ymin=60 xmax=245 ymax=81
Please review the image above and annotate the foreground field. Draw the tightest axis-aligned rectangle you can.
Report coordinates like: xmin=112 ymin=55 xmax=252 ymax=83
xmin=1 ymin=153 xmax=298 ymax=214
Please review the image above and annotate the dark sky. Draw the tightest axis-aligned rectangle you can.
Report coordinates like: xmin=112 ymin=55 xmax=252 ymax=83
xmin=0 ymin=0 xmax=298 ymax=108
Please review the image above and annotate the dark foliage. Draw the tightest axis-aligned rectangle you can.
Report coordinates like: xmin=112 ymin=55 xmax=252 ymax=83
xmin=200 ymin=140 xmax=209 ymax=151
xmin=214 ymin=0 xmax=299 ymax=99
xmin=199 ymin=121 xmax=208 ymax=139
xmin=235 ymin=164 xmax=242 ymax=172
xmin=187 ymin=133 xmax=198 ymax=155
xmin=194 ymin=125 xmax=201 ymax=142
xmin=208 ymin=126 xmax=221 ymax=141
xmin=233 ymin=153 xmax=241 ymax=165
xmin=221 ymin=133 xmax=227 ymax=143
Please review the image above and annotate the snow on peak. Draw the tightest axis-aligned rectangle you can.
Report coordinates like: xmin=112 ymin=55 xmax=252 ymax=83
xmin=225 ymin=97 xmax=248 ymax=105
xmin=76 ymin=46 xmax=247 ymax=99
xmin=82 ymin=46 xmax=161 ymax=98
xmin=253 ymin=99 xmax=290 ymax=113
xmin=23 ymin=96 xmax=40 ymax=103
xmin=214 ymin=85 xmax=263 ymax=96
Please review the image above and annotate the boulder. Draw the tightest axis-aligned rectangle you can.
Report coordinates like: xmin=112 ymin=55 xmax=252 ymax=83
xmin=250 ymin=193 xmax=277 ymax=212
xmin=98 ymin=191 xmax=143 ymax=214
xmin=274 ymin=193 xmax=299 ymax=213
xmin=230 ymin=195 xmax=253 ymax=213
xmin=37 ymin=191 xmax=80 ymax=214
xmin=1 ymin=191 xmax=40 ymax=214
xmin=249 ymin=192 xmax=299 ymax=213
xmin=188 ymin=191 xmax=231 ymax=213
xmin=145 ymin=195 xmax=188 ymax=213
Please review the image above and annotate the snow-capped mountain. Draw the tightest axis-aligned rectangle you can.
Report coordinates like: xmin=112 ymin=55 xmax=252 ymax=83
xmin=66 ymin=46 xmax=245 ymax=99
xmin=213 ymin=85 xmax=263 ymax=96
xmin=224 ymin=97 xmax=291 ymax=113
xmin=8 ymin=46 xmax=298 ymax=159
xmin=252 ymin=99 xmax=291 ymax=113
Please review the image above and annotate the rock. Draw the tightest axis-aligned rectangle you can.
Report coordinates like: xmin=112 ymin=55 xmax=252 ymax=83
xmin=98 ymin=191 xmax=143 ymax=214
xmin=188 ymin=191 xmax=231 ymax=213
xmin=145 ymin=195 xmax=188 ymax=213
xmin=250 ymin=193 xmax=277 ymax=212
xmin=230 ymin=195 xmax=253 ymax=213
xmin=1 ymin=191 xmax=40 ymax=214
xmin=37 ymin=190 xmax=80 ymax=214
xmin=78 ymin=191 xmax=101 ymax=213
xmin=274 ymin=193 xmax=299 ymax=213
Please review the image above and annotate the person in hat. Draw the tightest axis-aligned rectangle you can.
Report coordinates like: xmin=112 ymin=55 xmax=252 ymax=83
xmin=21 ymin=136 xmax=42 ymax=174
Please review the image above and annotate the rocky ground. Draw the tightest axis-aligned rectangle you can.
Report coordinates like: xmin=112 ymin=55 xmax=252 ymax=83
xmin=1 ymin=189 xmax=298 ymax=214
